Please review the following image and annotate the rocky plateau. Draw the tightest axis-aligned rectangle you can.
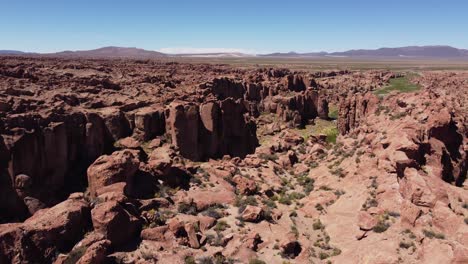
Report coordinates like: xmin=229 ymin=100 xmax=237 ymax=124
xmin=0 ymin=57 xmax=466 ymax=264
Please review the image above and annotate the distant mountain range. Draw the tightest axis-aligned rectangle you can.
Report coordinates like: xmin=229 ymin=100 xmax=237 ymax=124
xmin=52 ymin=46 xmax=166 ymax=58
xmin=261 ymin=46 xmax=468 ymax=58
xmin=1 ymin=45 xmax=468 ymax=59
xmin=0 ymin=50 xmax=28 ymax=55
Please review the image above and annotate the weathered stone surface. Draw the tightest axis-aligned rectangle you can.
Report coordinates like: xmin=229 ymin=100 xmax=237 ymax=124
xmin=134 ymin=106 xmax=165 ymax=140
xmin=91 ymin=200 xmax=141 ymax=246
xmin=87 ymin=150 xmax=140 ymax=197
xmin=241 ymin=205 xmax=263 ymax=222
xmin=0 ymin=197 xmax=90 ymax=263
xmin=338 ymin=92 xmax=379 ymax=135
xmin=166 ymin=99 xmax=258 ymax=161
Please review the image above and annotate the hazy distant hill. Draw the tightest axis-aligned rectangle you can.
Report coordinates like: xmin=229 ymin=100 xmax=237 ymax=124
xmin=0 ymin=50 xmax=27 ymax=55
xmin=174 ymin=52 xmax=252 ymax=58
xmin=261 ymin=46 xmax=468 ymax=58
xmin=331 ymin=46 xmax=468 ymax=57
xmin=50 ymin=46 xmax=167 ymax=58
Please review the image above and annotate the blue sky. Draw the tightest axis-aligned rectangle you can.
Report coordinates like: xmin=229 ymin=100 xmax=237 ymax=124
xmin=1 ymin=0 xmax=467 ymax=54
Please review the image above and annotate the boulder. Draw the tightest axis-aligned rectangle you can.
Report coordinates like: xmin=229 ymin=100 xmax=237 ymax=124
xmin=232 ymin=175 xmax=257 ymax=195
xmin=91 ymin=200 xmax=141 ymax=246
xmin=87 ymin=150 xmax=140 ymax=197
xmin=357 ymin=211 xmax=377 ymax=231
xmin=76 ymin=239 xmax=111 ymax=264
xmin=241 ymin=205 xmax=263 ymax=222
xmin=0 ymin=197 xmax=90 ymax=263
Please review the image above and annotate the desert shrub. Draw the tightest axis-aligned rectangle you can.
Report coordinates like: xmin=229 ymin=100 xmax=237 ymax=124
xmin=315 ymin=204 xmax=324 ymax=211
xmin=319 ymin=252 xmax=330 ymax=260
xmin=373 ymin=220 xmax=390 ymax=233
xmin=197 ymin=257 xmax=213 ymax=264
xmin=291 ymin=225 xmax=299 ymax=238
xmin=184 ymin=256 xmax=196 ymax=264
xmin=201 ymin=206 xmax=223 ymax=219
xmin=214 ymin=220 xmax=230 ymax=232
xmin=258 ymin=153 xmax=278 ymax=161
xmin=178 ymin=202 xmax=197 ymax=215
xmin=399 ymin=241 xmax=415 ymax=249
xmin=263 ymin=198 xmax=277 ymax=209
xmin=249 ymin=259 xmax=266 ymax=264
xmin=278 ymin=194 xmax=292 ymax=205
xmin=313 ymin=219 xmax=324 ymax=230
xmin=331 ymin=248 xmax=342 ymax=256
xmin=64 ymin=246 xmax=87 ymax=264
xmin=297 ymin=175 xmax=314 ymax=194
xmin=423 ymin=229 xmax=445 ymax=239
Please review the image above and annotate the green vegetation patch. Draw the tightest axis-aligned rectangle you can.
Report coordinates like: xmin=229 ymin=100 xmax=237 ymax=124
xmin=375 ymin=74 xmax=420 ymax=95
xmin=328 ymin=104 xmax=339 ymax=120
xmin=292 ymin=119 xmax=338 ymax=144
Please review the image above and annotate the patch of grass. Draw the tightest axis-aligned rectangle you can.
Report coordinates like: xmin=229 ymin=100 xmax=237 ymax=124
xmin=328 ymin=104 xmax=339 ymax=120
xmin=324 ymin=127 xmax=338 ymax=144
xmin=375 ymin=75 xmax=420 ymax=95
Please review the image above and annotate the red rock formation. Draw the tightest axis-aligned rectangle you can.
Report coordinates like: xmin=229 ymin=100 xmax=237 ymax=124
xmin=166 ymin=99 xmax=258 ymax=161
xmin=0 ymin=195 xmax=90 ymax=263
xmin=337 ymin=92 xmax=379 ymax=135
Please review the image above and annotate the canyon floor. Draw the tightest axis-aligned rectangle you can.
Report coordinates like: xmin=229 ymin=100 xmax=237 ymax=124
xmin=0 ymin=57 xmax=467 ymax=264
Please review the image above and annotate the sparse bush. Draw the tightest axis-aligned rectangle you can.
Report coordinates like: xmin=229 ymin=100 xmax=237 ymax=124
xmin=64 ymin=246 xmax=87 ymax=264
xmin=249 ymin=259 xmax=266 ymax=264
xmin=373 ymin=220 xmax=390 ymax=233
xmin=198 ymin=256 xmax=213 ymax=264
xmin=297 ymin=175 xmax=314 ymax=194
xmin=331 ymin=248 xmax=342 ymax=256
xmin=291 ymin=225 xmax=299 ymax=238
xmin=313 ymin=219 xmax=324 ymax=230
xmin=263 ymin=199 xmax=277 ymax=209
xmin=399 ymin=241 xmax=415 ymax=249
xmin=184 ymin=256 xmax=196 ymax=264
xmin=258 ymin=153 xmax=279 ymax=162
xmin=278 ymin=195 xmax=292 ymax=205
xmin=214 ymin=220 xmax=230 ymax=232
xmin=201 ymin=206 xmax=223 ymax=219
xmin=315 ymin=203 xmax=324 ymax=211
xmin=319 ymin=252 xmax=330 ymax=260
xmin=178 ymin=202 xmax=198 ymax=215
xmin=423 ymin=229 xmax=445 ymax=239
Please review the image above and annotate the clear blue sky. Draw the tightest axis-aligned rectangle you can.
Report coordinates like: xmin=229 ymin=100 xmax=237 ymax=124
xmin=1 ymin=0 xmax=467 ymax=53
